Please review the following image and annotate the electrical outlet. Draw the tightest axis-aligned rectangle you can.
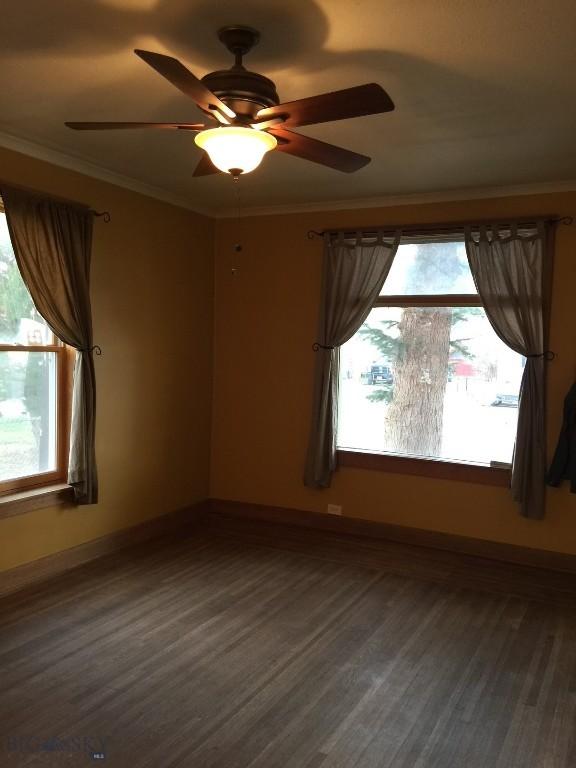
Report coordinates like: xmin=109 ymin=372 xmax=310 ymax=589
xmin=327 ymin=504 xmax=343 ymax=516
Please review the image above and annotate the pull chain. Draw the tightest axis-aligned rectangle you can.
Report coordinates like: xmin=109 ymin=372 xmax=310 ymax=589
xmin=232 ymin=173 xmax=242 ymax=275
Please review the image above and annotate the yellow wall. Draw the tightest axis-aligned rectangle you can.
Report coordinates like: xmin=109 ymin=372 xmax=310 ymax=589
xmin=2 ymin=145 xmax=576 ymax=573
xmin=211 ymin=192 xmax=576 ymax=555
xmin=0 ymin=147 xmax=214 ymax=571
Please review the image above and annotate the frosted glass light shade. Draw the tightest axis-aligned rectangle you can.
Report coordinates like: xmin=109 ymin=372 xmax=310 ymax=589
xmin=194 ymin=126 xmax=277 ymax=175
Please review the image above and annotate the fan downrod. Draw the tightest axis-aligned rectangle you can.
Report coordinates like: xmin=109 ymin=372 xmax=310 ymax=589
xmin=202 ymin=26 xmax=279 ymax=117
xmin=218 ymin=26 xmax=261 ymax=66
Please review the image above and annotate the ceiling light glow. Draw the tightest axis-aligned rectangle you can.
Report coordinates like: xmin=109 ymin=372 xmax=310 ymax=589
xmin=194 ymin=126 xmax=277 ymax=175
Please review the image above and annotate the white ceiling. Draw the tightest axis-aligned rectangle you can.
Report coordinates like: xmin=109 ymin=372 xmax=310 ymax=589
xmin=2 ymin=0 xmax=576 ymax=215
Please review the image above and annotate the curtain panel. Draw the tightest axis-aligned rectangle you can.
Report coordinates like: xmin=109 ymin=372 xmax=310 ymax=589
xmin=465 ymin=222 xmax=549 ymax=519
xmin=1 ymin=186 xmax=98 ymax=504
xmin=304 ymin=230 xmax=401 ymax=487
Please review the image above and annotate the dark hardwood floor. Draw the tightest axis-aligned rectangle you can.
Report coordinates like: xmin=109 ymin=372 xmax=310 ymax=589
xmin=1 ymin=513 xmax=576 ymax=767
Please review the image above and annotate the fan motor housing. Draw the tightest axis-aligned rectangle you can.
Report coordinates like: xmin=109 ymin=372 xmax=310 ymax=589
xmin=201 ymin=68 xmax=280 ymax=119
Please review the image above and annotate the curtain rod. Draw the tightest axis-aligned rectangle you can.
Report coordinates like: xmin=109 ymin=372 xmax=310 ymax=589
xmin=307 ymin=215 xmax=573 ymax=240
xmin=0 ymin=180 xmax=111 ymax=222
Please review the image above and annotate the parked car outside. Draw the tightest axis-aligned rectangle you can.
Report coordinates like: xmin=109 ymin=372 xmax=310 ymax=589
xmin=491 ymin=393 xmax=519 ymax=407
xmin=368 ymin=364 xmax=393 ymax=385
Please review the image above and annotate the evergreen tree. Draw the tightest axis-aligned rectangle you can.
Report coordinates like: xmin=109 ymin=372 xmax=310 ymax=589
xmin=361 ymin=243 xmax=479 ymax=456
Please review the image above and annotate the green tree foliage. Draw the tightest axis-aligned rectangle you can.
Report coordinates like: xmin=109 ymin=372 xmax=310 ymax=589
xmin=0 ymin=234 xmax=35 ymax=342
xmin=0 ymin=221 xmax=49 ymax=467
xmin=0 ymin=356 xmax=9 ymax=401
xmin=0 ymin=229 xmax=35 ymax=402
xmin=360 ymin=307 xmax=480 ymax=403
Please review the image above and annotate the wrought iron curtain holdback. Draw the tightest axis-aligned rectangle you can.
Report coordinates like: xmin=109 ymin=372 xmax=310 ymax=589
xmin=79 ymin=345 xmax=102 ymax=355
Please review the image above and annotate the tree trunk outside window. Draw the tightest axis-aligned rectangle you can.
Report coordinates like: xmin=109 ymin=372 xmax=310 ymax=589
xmin=385 ymin=306 xmax=452 ymax=456
xmin=362 ymin=242 xmax=474 ymax=458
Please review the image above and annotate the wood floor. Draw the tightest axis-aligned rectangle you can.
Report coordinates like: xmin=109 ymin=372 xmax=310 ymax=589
xmin=1 ymin=513 xmax=576 ymax=767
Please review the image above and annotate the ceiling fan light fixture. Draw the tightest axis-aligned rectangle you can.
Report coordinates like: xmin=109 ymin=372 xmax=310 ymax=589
xmin=194 ymin=126 xmax=277 ymax=175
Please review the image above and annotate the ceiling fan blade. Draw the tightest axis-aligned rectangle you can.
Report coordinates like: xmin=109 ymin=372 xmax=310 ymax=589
xmin=269 ymin=127 xmax=370 ymax=173
xmin=193 ymin=153 xmax=220 ymax=177
xmin=134 ymin=49 xmax=235 ymax=120
xmin=257 ymin=84 xmax=393 ymax=128
xmin=65 ymin=122 xmax=206 ymax=131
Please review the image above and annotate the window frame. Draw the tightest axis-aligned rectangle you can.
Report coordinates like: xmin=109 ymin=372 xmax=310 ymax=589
xmin=0 ymin=342 xmax=72 ymax=496
xmin=336 ymin=247 xmax=514 ymax=486
xmin=0 ymin=202 xmax=72 ymax=497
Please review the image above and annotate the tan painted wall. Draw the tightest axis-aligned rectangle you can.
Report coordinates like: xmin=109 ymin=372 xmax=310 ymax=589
xmin=2 ymin=148 xmax=575 ymax=571
xmin=211 ymin=192 xmax=576 ymax=555
xmin=0 ymin=147 xmax=214 ymax=571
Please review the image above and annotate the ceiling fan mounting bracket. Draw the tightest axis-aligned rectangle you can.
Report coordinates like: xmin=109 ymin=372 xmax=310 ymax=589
xmin=200 ymin=27 xmax=278 ymax=118
xmin=218 ymin=27 xmax=261 ymax=62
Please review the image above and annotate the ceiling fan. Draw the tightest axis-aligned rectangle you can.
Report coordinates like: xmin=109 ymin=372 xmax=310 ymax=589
xmin=66 ymin=26 xmax=395 ymax=177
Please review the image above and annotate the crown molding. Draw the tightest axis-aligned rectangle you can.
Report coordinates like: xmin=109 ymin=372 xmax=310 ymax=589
xmin=0 ymin=128 xmax=575 ymax=220
xmin=0 ymin=129 xmax=212 ymax=216
xmin=213 ymin=179 xmax=576 ymax=218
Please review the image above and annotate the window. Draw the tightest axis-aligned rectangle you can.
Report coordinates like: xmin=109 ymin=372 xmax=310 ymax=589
xmin=337 ymin=237 xmax=523 ymax=471
xmin=0 ymin=208 xmax=69 ymax=494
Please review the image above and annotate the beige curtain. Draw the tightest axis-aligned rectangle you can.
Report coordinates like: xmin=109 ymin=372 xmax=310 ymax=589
xmin=304 ymin=230 xmax=401 ymax=487
xmin=1 ymin=186 xmax=98 ymax=504
xmin=465 ymin=222 xmax=548 ymax=519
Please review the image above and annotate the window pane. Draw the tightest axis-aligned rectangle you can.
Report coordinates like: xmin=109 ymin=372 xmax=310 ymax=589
xmin=338 ymin=306 xmax=522 ymax=465
xmin=0 ymin=212 xmax=53 ymax=345
xmin=0 ymin=351 xmax=58 ymax=482
xmin=380 ymin=240 xmax=477 ymax=295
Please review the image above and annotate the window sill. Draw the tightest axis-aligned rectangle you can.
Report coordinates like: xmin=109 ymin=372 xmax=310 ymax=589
xmin=0 ymin=484 xmax=75 ymax=520
xmin=337 ymin=449 xmax=511 ymax=487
